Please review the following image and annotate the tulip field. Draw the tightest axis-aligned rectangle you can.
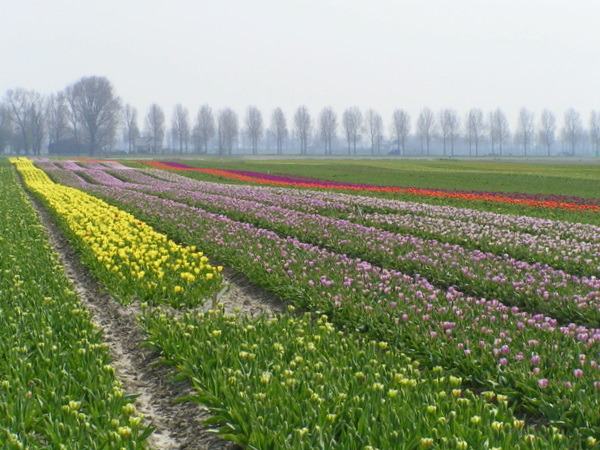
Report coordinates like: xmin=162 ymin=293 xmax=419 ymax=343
xmin=4 ymin=156 xmax=600 ymax=448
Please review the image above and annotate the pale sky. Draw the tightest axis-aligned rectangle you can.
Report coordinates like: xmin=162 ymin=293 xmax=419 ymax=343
xmin=2 ymin=0 xmax=599 ymax=128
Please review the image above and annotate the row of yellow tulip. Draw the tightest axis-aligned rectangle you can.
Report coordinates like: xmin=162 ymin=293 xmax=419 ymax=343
xmin=12 ymin=158 xmax=222 ymax=307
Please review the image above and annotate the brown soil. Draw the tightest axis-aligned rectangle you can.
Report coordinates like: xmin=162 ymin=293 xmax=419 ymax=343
xmin=25 ymin=186 xmax=286 ymax=449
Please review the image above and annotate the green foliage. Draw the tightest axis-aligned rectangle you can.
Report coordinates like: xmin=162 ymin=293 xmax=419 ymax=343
xmin=140 ymin=306 xmax=570 ymax=449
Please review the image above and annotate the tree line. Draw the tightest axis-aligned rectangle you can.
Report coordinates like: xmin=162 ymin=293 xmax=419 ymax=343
xmin=2 ymin=76 xmax=600 ymax=157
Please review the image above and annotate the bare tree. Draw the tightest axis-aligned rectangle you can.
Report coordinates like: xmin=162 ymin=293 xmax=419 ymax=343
xmin=29 ymin=92 xmax=47 ymax=156
xmin=122 ymin=104 xmax=139 ymax=153
xmin=364 ymin=109 xmax=383 ymax=155
xmin=538 ymin=109 xmax=556 ymax=156
xmin=466 ymin=109 xmax=484 ymax=156
xmin=416 ymin=108 xmax=435 ymax=155
xmin=439 ymin=108 xmax=459 ymax=156
xmin=390 ymin=109 xmax=410 ymax=155
xmin=515 ymin=108 xmax=535 ymax=156
xmin=64 ymin=85 xmax=81 ymax=145
xmin=145 ymin=103 xmax=165 ymax=154
xmin=4 ymin=88 xmax=33 ymax=154
xmin=489 ymin=109 xmax=510 ymax=156
xmin=487 ymin=111 xmax=496 ymax=154
xmin=193 ymin=105 xmax=216 ymax=154
xmin=294 ymin=105 xmax=312 ymax=155
xmin=0 ymin=103 xmax=11 ymax=154
xmin=270 ymin=107 xmax=288 ymax=155
xmin=562 ymin=108 xmax=583 ymax=156
xmin=171 ymin=104 xmax=190 ymax=154
xmin=218 ymin=108 xmax=238 ymax=155
xmin=244 ymin=106 xmax=263 ymax=155
xmin=47 ymin=92 xmax=70 ymax=147
xmin=590 ymin=111 xmax=600 ymax=157
xmin=3 ymin=89 xmax=48 ymax=155
xmin=341 ymin=107 xmax=362 ymax=155
xmin=69 ymin=76 xmax=121 ymax=155
xmin=319 ymin=107 xmax=337 ymax=155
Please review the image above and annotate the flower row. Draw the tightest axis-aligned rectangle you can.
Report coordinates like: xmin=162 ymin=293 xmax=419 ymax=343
xmin=140 ymin=160 xmax=600 ymax=212
xmin=56 ymin=160 xmax=600 ymax=278
xmin=39 ymin=158 xmax=600 ymax=243
xmin=14 ymin=158 xmax=223 ymax=307
xmin=140 ymin=306 xmax=569 ymax=448
xmin=353 ymin=211 xmax=600 ymax=278
xmin=161 ymin=166 xmax=600 ymax=244
xmin=150 ymin=183 xmax=600 ymax=324
xmin=0 ymin=161 xmax=150 ymax=447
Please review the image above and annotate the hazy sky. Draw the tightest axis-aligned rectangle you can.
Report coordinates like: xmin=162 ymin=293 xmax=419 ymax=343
xmin=2 ymin=0 xmax=599 ymax=128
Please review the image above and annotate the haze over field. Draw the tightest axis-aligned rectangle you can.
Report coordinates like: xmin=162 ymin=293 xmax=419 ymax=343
xmin=2 ymin=0 xmax=599 ymax=125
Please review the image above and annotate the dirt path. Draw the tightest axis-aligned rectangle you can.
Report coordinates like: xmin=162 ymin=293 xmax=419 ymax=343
xmin=25 ymin=186 xmax=285 ymax=449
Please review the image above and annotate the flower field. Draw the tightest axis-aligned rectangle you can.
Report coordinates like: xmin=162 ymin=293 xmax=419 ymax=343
xmin=83 ymin=167 xmax=600 ymax=323
xmin=139 ymin=160 xmax=600 ymax=213
xmin=6 ymin=157 xmax=600 ymax=447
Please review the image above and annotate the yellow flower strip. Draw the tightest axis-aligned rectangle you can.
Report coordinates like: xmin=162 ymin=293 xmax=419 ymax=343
xmin=13 ymin=158 xmax=222 ymax=307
